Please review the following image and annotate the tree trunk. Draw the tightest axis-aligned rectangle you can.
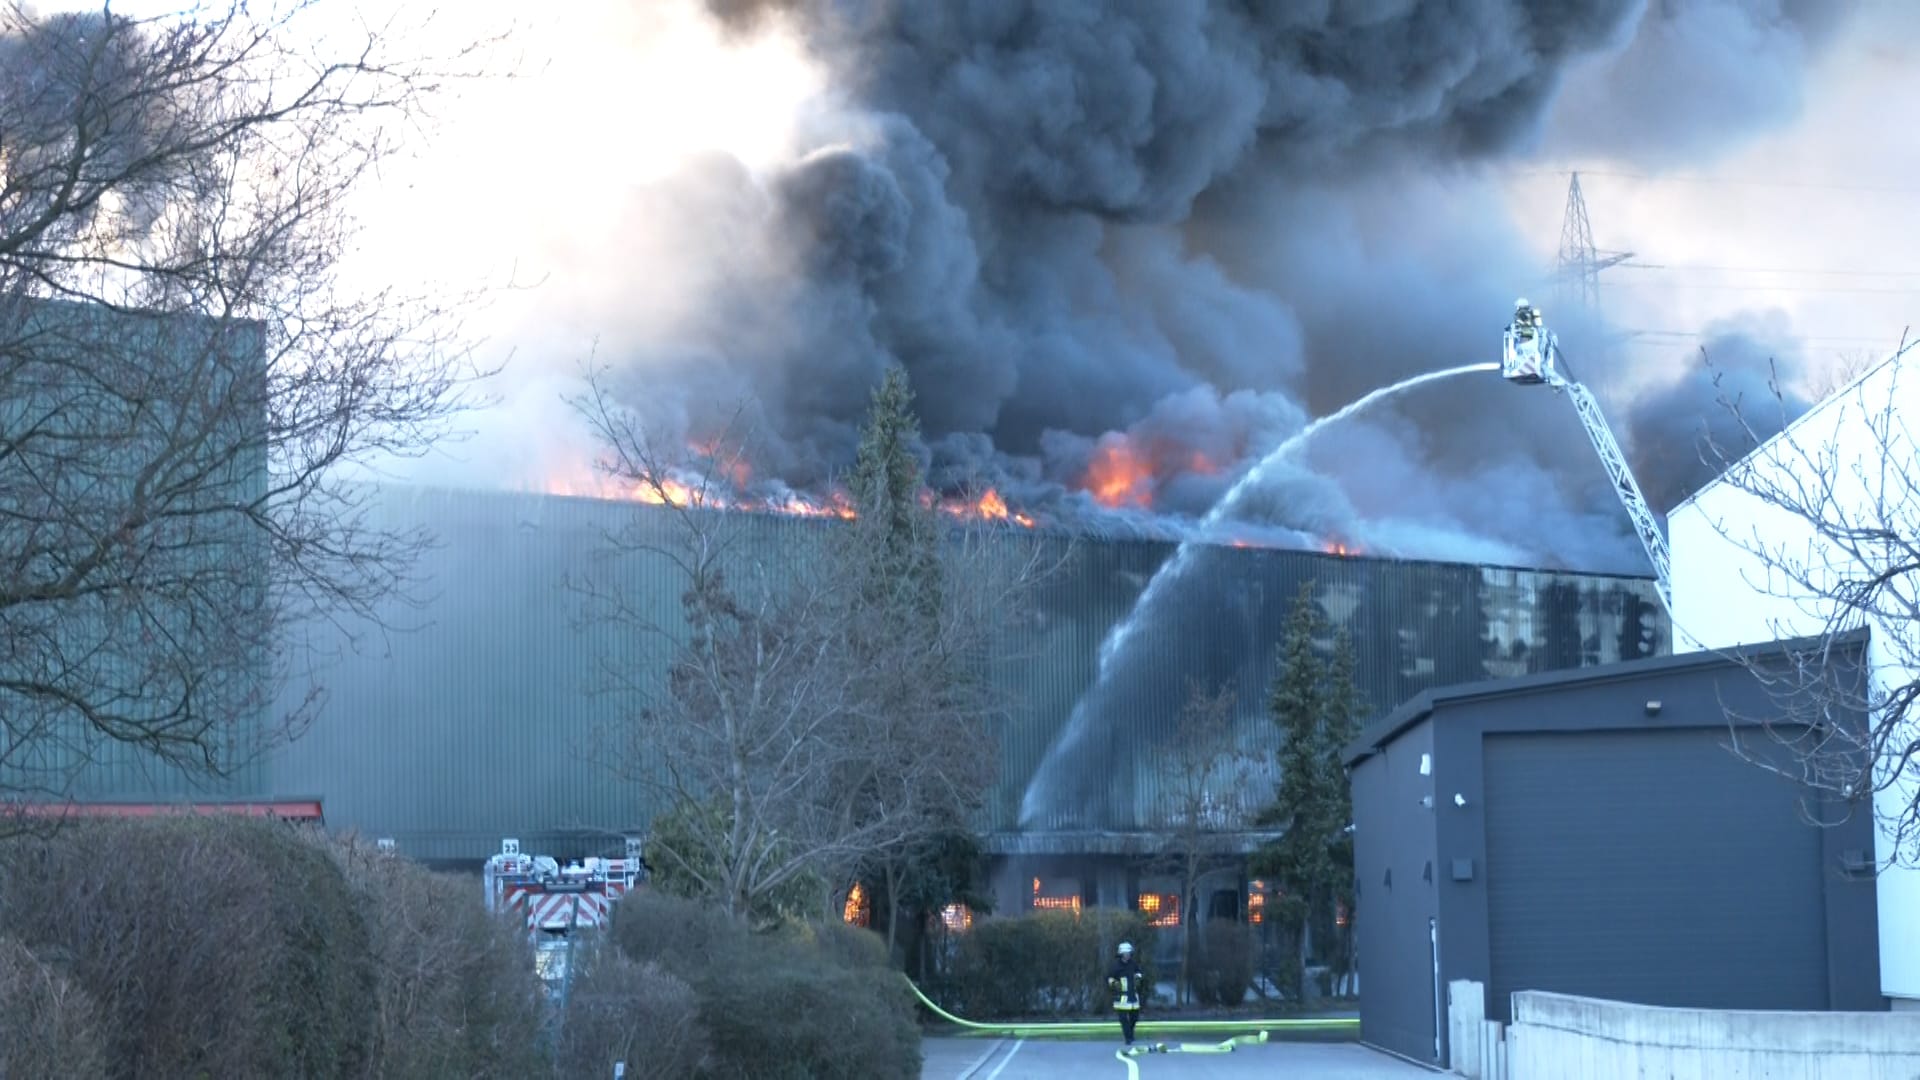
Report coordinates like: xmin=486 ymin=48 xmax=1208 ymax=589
xmin=885 ymin=859 xmax=902 ymax=964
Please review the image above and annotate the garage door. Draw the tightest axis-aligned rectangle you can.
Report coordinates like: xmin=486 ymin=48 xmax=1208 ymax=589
xmin=1481 ymin=727 xmax=1828 ymax=1020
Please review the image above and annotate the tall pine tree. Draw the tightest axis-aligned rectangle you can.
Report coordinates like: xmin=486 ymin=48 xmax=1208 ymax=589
xmin=848 ymin=364 xmax=943 ymax=618
xmin=842 ymin=364 xmax=986 ymax=967
xmin=1251 ymin=581 xmax=1363 ymax=999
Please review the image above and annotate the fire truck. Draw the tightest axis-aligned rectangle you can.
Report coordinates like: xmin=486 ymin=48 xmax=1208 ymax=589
xmin=483 ymin=837 xmax=645 ymax=990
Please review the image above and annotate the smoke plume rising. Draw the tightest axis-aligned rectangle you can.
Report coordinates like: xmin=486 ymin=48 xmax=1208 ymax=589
xmin=488 ymin=0 xmax=1854 ymax=573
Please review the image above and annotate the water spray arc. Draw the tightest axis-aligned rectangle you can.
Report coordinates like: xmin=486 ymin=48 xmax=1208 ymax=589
xmin=1019 ymin=362 xmax=1501 ymax=828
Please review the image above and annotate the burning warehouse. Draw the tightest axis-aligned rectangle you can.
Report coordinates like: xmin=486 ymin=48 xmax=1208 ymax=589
xmin=100 ymin=485 xmax=1658 ymax=886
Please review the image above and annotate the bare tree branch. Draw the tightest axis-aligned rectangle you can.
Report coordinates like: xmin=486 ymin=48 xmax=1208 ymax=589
xmin=565 ymin=369 xmax=1068 ymax=922
xmin=0 ymin=2 xmax=501 ymax=823
xmin=1142 ymin=676 xmax=1255 ymax=1003
xmin=1698 ymin=334 xmax=1920 ymax=869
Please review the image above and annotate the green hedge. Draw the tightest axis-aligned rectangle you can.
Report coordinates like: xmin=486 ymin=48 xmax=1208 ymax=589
xmin=0 ymin=816 xmax=377 ymax=1079
xmin=609 ymin=891 xmax=921 ymax=1080
xmin=1190 ymin=920 xmax=1254 ymax=1007
xmin=319 ymin=833 xmax=549 ymax=1079
xmin=935 ymin=908 xmax=1159 ymax=1020
xmin=0 ymin=818 xmax=567 ymax=1079
xmin=554 ymin=943 xmax=709 ymax=1079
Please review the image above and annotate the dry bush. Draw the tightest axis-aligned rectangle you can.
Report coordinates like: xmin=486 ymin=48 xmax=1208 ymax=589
xmin=0 ymin=816 xmax=375 ymax=1078
xmin=610 ymin=891 xmax=920 ymax=1080
xmin=320 ymin=834 xmax=549 ymax=1079
xmin=0 ymin=936 xmax=109 ymax=1079
xmin=938 ymin=908 xmax=1158 ymax=1020
xmin=554 ymin=944 xmax=709 ymax=1079
xmin=1190 ymin=920 xmax=1255 ymax=1007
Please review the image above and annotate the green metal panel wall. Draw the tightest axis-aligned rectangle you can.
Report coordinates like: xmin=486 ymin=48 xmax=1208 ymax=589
xmin=0 ymin=298 xmax=272 ymax=804
xmin=252 ymin=487 xmax=1666 ymax=862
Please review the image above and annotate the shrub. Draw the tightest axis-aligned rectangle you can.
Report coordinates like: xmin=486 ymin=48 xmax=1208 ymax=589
xmin=0 ymin=936 xmax=109 ymax=1079
xmin=319 ymin=834 xmax=548 ymax=1079
xmin=938 ymin=908 xmax=1158 ymax=1020
xmin=609 ymin=891 xmax=920 ymax=1080
xmin=0 ymin=816 xmax=376 ymax=1079
xmin=792 ymin=915 xmax=893 ymax=972
xmin=1190 ymin=921 xmax=1254 ymax=1007
xmin=555 ymin=944 xmax=709 ymax=1079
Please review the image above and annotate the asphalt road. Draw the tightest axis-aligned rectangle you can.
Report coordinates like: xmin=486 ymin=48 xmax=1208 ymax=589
xmin=921 ymin=1035 xmax=1440 ymax=1078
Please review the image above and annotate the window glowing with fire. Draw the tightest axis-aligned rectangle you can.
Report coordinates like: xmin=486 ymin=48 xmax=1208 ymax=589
xmin=1136 ymin=892 xmax=1180 ymax=928
xmin=1031 ymin=876 xmax=1081 ymax=913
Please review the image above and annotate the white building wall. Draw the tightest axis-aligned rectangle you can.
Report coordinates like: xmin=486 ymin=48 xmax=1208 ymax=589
xmin=1666 ymin=352 xmax=1920 ymax=1003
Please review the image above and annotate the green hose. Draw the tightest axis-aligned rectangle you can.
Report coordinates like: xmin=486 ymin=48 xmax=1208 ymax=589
xmin=905 ymin=975 xmax=1359 ymax=1039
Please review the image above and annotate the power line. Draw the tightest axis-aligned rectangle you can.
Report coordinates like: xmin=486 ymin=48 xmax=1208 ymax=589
xmin=1618 ymin=263 xmax=1920 ymax=279
xmin=1507 ymin=167 xmax=1920 ymax=195
xmin=1610 ymin=280 xmax=1920 ymax=296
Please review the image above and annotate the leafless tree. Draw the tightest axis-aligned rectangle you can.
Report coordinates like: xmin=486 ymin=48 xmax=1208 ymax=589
xmin=1144 ymin=677 xmax=1255 ymax=1003
xmin=0 ymin=3 xmax=496 ymax=817
xmin=1699 ymin=336 xmax=1920 ymax=869
xmin=567 ymin=371 xmax=1062 ymax=925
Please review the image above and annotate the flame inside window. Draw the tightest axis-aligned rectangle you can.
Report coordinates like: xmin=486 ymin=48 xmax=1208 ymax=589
xmin=939 ymin=903 xmax=973 ymax=933
xmin=1137 ymin=892 xmax=1180 ymax=929
xmin=1248 ymin=880 xmax=1267 ymax=926
xmin=1032 ymin=876 xmax=1082 ymax=914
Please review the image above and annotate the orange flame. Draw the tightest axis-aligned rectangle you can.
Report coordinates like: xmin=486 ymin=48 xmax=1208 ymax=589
xmin=1084 ymin=437 xmax=1153 ymax=509
xmin=1322 ymin=538 xmax=1362 ymax=557
xmin=538 ymin=465 xmax=1033 ymax=529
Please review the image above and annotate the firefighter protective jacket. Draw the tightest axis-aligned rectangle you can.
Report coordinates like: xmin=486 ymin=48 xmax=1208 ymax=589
xmin=1107 ymin=958 xmax=1145 ymax=1011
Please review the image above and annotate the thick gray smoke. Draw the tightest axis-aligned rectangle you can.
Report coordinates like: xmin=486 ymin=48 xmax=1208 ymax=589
xmin=1543 ymin=0 xmax=1860 ymax=165
xmin=584 ymin=0 xmax=1853 ymax=573
xmin=1622 ymin=316 xmax=1813 ymax=512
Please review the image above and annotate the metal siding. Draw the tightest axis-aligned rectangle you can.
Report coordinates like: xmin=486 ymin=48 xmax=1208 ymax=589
xmin=267 ymin=488 xmax=833 ymax=859
xmin=1010 ymin=542 xmax=1669 ymax=832
xmin=1480 ymin=727 xmax=1829 ymax=1020
xmin=1351 ymin=719 xmax=1443 ymax=1065
xmin=38 ymin=482 xmax=1667 ymax=863
xmin=1 ymin=300 xmax=272 ymax=804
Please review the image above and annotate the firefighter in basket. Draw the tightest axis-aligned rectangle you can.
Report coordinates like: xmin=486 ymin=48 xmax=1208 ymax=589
xmin=1513 ymin=297 xmax=1542 ymax=340
xmin=1503 ymin=297 xmax=1553 ymax=383
xmin=1108 ymin=941 xmax=1147 ymax=1049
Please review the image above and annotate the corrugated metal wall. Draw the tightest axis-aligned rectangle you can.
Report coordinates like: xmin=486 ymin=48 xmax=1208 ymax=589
xmin=1005 ymin=541 xmax=1669 ymax=834
xmin=0 ymin=300 xmax=273 ymax=806
xmin=247 ymin=488 xmax=1666 ymax=861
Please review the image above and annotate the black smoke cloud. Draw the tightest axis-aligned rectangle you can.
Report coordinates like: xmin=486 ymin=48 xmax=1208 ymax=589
xmin=585 ymin=0 xmax=1852 ymax=572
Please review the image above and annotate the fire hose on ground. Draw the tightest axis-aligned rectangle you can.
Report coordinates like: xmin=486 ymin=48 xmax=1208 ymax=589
xmin=903 ymin=974 xmax=1360 ymax=1043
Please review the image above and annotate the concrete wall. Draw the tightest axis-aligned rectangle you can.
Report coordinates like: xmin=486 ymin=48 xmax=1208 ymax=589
xmin=1667 ymin=352 xmax=1920 ymax=1004
xmin=1351 ymin=718 xmax=1441 ymax=1065
xmin=1507 ymin=990 xmax=1920 ymax=1079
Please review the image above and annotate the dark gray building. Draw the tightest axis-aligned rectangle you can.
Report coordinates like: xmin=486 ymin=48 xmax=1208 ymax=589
xmin=1344 ymin=632 xmax=1885 ymax=1067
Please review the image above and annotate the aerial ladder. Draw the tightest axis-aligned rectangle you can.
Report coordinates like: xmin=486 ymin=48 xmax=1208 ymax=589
xmin=1500 ymin=299 xmax=1673 ymax=614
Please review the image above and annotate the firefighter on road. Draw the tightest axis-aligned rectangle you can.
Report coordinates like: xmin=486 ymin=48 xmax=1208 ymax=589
xmin=1108 ymin=941 xmax=1146 ymax=1048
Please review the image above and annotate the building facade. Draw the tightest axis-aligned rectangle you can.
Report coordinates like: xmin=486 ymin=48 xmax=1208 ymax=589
xmin=1344 ymin=638 xmax=1885 ymax=1067
xmin=1668 ymin=348 xmax=1920 ymax=1011
xmin=242 ymin=487 xmax=1665 ymax=869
